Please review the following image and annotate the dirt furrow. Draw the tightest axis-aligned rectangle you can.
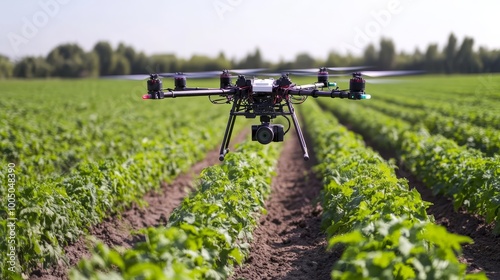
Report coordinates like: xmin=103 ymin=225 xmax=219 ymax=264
xmin=30 ymin=130 xmax=248 ymax=280
xmin=232 ymin=132 xmax=339 ymax=280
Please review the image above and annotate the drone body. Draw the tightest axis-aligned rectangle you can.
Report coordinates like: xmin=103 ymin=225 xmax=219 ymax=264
xmin=141 ymin=68 xmax=372 ymax=161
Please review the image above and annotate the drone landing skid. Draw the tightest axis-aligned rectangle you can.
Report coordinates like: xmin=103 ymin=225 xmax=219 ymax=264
xmin=218 ymin=95 xmax=309 ymax=161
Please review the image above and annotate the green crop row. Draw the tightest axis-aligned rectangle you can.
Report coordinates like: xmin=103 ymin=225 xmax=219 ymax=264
xmin=0 ymin=80 xmax=227 ymax=181
xmin=302 ymin=100 xmax=485 ymax=279
xmin=70 ymin=141 xmax=280 ymax=280
xmin=0 ymin=79 xmax=246 ymax=278
xmin=363 ymin=99 xmax=500 ymax=156
xmin=0 ymin=120 xmax=234 ymax=279
xmin=372 ymin=92 xmax=500 ymax=130
xmin=317 ymin=99 xmax=500 ymax=234
xmin=362 ymin=74 xmax=500 ymax=130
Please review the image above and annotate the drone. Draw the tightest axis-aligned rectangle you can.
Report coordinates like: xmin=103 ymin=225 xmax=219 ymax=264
xmin=134 ymin=67 xmax=380 ymax=161
xmin=117 ymin=67 xmax=420 ymax=161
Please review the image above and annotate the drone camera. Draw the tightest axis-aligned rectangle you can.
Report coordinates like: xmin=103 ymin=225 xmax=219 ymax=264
xmin=251 ymin=123 xmax=284 ymax=144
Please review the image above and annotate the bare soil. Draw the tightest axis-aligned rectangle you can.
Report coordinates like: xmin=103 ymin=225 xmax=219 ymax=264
xmin=231 ymin=132 xmax=340 ymax=280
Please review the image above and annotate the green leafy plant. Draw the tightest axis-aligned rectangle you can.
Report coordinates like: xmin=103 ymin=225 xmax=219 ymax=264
xmin=301 ymin=100 xmax=486 ymax=279
xmin=70 ymin=141 xmax=280 ymax=279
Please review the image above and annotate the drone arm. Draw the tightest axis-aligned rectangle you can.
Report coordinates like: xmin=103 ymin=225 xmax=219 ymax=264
xmin=288 ymin=89 xmax=371 ymax=100
xmin=292 ymin=82 xmax=326 ymax=90
xmin=146 ymin=88 xmax=237 ymax=98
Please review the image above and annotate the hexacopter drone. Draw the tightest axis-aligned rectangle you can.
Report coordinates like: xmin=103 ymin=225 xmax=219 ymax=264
xmin=123 ymin=67 xmax=417 ymax=161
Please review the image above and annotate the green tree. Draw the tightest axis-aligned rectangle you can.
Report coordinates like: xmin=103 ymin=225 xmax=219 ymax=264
xmin=113 ymin=54 xmax=131 ymax=75
xmin=185 ymin=54 xmax=214 ymax=72
xmin=149 ymin=54 xmax=178 ymax=73
xmin=324 ymin=51 xmax=358 ymax=68
xmin=411 ymin=47 xmax=424 ymax=70
xmin=13 ymin=56 xmax=52 ymax=78
xmin=214 ymin=51 xmax=232 ymax=70
xmin=236 ymin=48 xmax=265 ymax=69
xmin=479 ymin=48 xmax=500 ymax=72
xmin=83 ymin=51 xmax=100 ymax=77
xmin=46 ymin=43 xmax=90 ymax=77
xmin=131 ymin=52 xmax=151 ymax=74
xmin=424 ymin=44 xmax=442 ymax=72
xmin=116 ymin=42 xmax=136 ymax=68
xmin=293 ymin=52 xmax=316 ymax=69
xmin=378 ymin=38 xmax=396 ymax=69
xmin=93 ymin=41 xmax=116 ymax=76
xmin=455 ymin=37 xmax=482 ymax=73
xmin=0 ymin=55 xmax=13 ymax=79
xmin=443 ymin=33 xmax=458 ymax=73
xmin=274 ymin=59 xmax=294 ymax=71
xmin=363 ymin=44 xmax=377 ymax=67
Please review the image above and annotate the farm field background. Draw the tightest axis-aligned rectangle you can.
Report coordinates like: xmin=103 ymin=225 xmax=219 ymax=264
xmin=1 ymin=74 xmax=499 ymax=279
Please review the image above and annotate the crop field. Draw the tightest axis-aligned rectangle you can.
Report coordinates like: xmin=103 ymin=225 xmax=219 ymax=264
xmin=1 ymin=74 xmax=499 ymax=279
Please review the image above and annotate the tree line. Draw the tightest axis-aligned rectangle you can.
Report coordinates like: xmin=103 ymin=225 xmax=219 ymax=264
xmin=0 ymin=33 xmax=499 ymax=79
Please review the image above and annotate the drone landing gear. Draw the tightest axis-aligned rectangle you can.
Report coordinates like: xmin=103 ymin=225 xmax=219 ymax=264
xmin=287 ymin=100 xmax=309 ymax=161
xmin=218 ymin=97 xmax=240 ymax=161
xmin=218 ymin=95 xmax=310 ymax=161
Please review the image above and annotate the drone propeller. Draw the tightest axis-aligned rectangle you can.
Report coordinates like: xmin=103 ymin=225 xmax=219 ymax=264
xmin=356 ymin=70 xmax=424 ymax=77
xmin=286 ymin=68 xmax=424 ymax=79
xmin=286 ymin=72 xmax=345 ymax=77
xmin=103 ymin=68 xmax=268 ymax=80
xmin=102 ymin=74 xmax=154 ymax=80
xmin=285 ymin=66 xmax=371 ymax=73
xmin=159 ymin=68 xmax=268 ymax=78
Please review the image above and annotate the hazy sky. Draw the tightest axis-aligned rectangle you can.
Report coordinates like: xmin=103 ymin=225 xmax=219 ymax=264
xmin=1 ymin=0 xmax=499 ymax=62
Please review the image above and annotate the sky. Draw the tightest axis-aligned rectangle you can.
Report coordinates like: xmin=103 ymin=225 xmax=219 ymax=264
xmin=1 ymin=0 xmax=499 ymax=63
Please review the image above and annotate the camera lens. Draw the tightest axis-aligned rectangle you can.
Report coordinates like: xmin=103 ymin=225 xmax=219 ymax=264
xmin=256 ymin=126 xmax=274 ymax=144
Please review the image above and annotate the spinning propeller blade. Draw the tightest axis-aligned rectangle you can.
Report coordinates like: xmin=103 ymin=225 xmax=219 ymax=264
xmin=286 ymin=66 xmax=370 ymax=73
xmin=102 ymin=74 xmax=151 ymax=80
xmin=359 ymin=70 xmax=424 ymax=77
xmin=159 ymin=68 xmax=268 ymax=78
xmin=103 ymin=69 xmax=268 ymax=80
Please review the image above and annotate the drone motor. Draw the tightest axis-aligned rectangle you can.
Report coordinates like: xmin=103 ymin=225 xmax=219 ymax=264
xmin=220 ymin=70 xmax=232 ymax=88
xmin=317 ymin=67 xmax=329 ymax=86
xmin=174 ymin=73 xmax=187 ymax=90
xmin=347 ymin=72 xmax=366 ymax=100
xmin=349 ymin=72 xmax=365 ymax=93
xmin=147 ymin=74 xmax=164 ymax=99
